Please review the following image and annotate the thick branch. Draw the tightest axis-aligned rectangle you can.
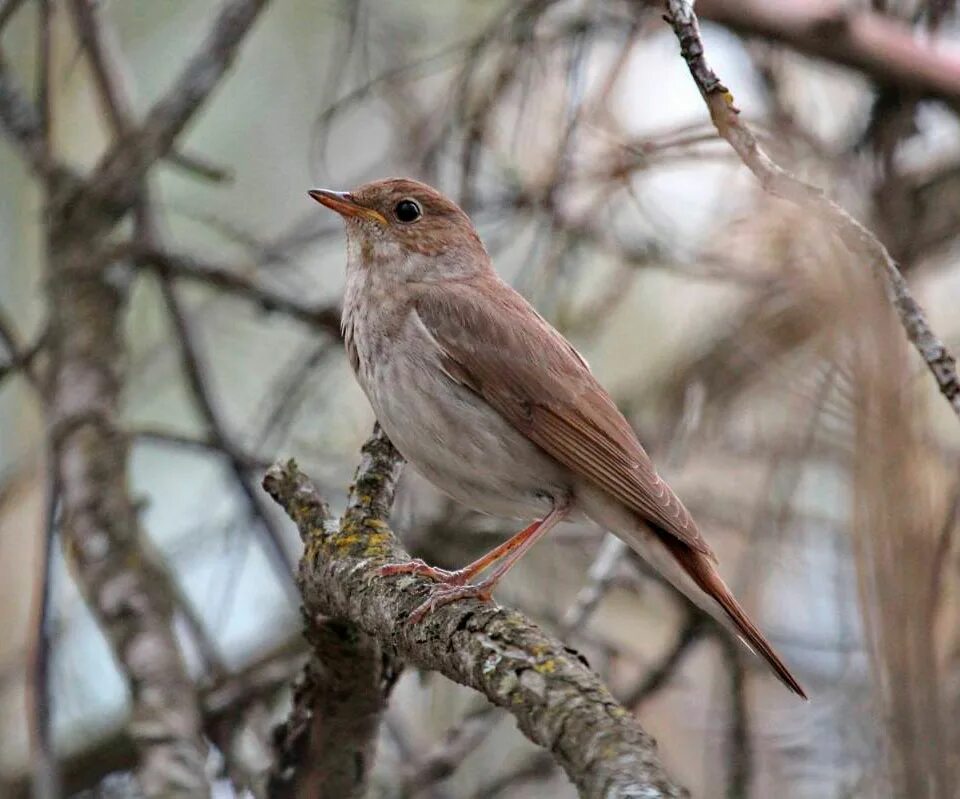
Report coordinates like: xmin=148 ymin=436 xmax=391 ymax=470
xmin=263 ymin=428 xmax=685 ymax=799
xmin=663 ymin=0 xmax=960 ymax=421
xmin=45 ymin=224 xmax=209 ymax=797
xmin=693 ymin=0 xmax=960 ymax=109
xmin=267 ymin=428 xmax=401 ymax=799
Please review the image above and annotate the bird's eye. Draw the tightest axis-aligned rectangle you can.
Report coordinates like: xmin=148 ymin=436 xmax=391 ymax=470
xmin=394 ymin=199 xmax=422 ymax=223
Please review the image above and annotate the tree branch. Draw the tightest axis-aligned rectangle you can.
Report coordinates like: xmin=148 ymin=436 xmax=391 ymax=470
xmin=263 ymin=427 xmax=685 ymax=799
xmin=663 ymin=0 xmax=960 ymax=421
xmin=0 ymin=52 xmax=70 ymax=182
xmin=692 ymin=0 xmax=960 ymax=110
xmin=127 ymin=245 xmax=342 ymax=335
xmin=3 ymin=637 xmax=307 ymax=799
xmin=78 ymin=0 xmax=270 ymax=220
xmin=267 ymin=427 xmax=402 ymax=799
xmin=45 ymin=238 xmax=210 ymax=796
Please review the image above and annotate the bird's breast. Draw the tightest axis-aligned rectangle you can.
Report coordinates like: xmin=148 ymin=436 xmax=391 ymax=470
xmin=350 ymin=307 xmax=570 ymax=520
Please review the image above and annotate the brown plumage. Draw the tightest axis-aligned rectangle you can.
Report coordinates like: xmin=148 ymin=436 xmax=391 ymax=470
xmin=310 ymin=177 xmax=807 ymax=699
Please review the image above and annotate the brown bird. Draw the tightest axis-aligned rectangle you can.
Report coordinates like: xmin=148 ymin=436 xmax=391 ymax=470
xmin=310 ymin=178 xmax=807 ymax=699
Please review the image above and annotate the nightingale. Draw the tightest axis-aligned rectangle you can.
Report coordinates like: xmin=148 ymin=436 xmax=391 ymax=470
xmin=310 ymin=178 xmax=806 ymax=698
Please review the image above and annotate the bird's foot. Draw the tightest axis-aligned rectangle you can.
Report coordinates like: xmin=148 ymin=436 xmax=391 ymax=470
xmin=407 ymin=580 xmax=495 ymax=624
xmin=375 ymin=558 xmax=469 ymax=585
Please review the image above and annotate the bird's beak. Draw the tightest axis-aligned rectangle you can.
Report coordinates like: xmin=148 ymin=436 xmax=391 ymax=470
xmin=308 ymin=189 xmax=387 ymax=225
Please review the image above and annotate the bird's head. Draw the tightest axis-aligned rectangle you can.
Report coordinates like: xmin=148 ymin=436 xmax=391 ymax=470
xmin=309 ymin=177 xmax=489 ymax=280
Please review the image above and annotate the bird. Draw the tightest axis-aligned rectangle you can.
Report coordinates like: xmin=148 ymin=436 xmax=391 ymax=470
xmin=310 ymin=177 xmax=807 ymax=699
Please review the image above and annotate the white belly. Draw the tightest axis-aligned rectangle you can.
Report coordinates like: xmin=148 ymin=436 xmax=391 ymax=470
xmin=357 ymin=314 xmax=570 ymax=520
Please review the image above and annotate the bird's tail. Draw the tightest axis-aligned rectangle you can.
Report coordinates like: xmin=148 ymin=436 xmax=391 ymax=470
xmin=658 ymin=533 xmax=808 ymax=699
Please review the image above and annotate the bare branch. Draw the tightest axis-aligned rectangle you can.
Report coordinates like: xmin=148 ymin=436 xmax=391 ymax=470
xmin=693 ymin=0 xmax=960 ymax=110
xmin=127 ymin=245 xmax=341 ymax=335
xmin=267 ymin=432 xmax=401 ymax=799
xmin=45 ymin=239 xmax=209 ymax=795
xmin=157 ymin=276 xmax=298 ymax=586
xmin=4 ymin=637 xmax=307 ymax=799
xmin=719 ymin=638 xmax=752 ymax=799
xmin=80 ymin=0 xmax=270 ymax=218
xmin=0 ymin=0 xmax=28 ymax=31
xmin=663 ymin=0 xmax=960 ymax=421
xmin=263 ymin=428 xmax=686 ymax=799
xmin=0 ymin=52 xmax=67 ymax=181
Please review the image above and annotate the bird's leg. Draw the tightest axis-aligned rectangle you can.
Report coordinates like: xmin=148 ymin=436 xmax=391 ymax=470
xmin=405 ymin=499 xmax=570 ymax=623
xmin=376 ymin=519 xmax=542 ymax=585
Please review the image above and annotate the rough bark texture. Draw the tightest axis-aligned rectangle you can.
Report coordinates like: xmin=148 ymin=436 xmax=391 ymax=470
xmin=263 ymin=427 xmax=685 ymax=799
xmin=267 ymin=459 xmax=401 ymax=799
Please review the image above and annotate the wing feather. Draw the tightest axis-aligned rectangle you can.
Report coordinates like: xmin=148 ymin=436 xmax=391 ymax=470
xmin=414 ymin=277 xmax=715 ymax=559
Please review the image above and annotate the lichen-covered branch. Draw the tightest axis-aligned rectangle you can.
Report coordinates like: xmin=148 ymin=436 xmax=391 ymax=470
xmin=263 ymin=427 xmax=685 ymax=799
xmin=266 ymin=430 xmax=401 ymax=799
xmin=663 ymin=0 xmax=960 ymax=422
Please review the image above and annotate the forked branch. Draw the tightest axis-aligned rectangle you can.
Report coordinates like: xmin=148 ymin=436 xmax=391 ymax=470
xmin=263 ymin=426 xmax=685 ymax=799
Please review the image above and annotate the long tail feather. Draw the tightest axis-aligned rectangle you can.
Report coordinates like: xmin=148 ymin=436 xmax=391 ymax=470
xmin=660 ymin=534 xmax=808 ymax=699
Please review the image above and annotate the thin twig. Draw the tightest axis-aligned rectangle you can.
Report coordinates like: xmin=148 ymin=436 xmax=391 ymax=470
xmin=126 ymin=245 xmax=341 ymax=335
xmin=78 ymin=0 xmax=271 ymax=220
xmin=26 ymin=465 xmax=59 ymax=799
xmin=157 ymin=276 xmax=299 ymax=588
xmin=662 ymin=0 xmax=960 ymax=421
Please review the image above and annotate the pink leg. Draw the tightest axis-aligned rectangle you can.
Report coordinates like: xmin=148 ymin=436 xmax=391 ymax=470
xmin=376 ymin=518 xmax=542 ymax=586
xmin=405 ymin=499 xmax=570 ymax=623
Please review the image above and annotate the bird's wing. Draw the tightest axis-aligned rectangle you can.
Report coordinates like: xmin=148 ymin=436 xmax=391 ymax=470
xmin=414 ymin=276 xmax=715 ymax=559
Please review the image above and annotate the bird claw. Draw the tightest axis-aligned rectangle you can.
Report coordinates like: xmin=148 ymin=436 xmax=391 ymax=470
xmin=375 ymin=558 xmax=465 ymax=584
xmin=407 ymin=581 xmax=494 ymax=624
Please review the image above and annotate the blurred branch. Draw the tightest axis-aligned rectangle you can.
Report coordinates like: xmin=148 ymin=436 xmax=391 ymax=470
xmin=469 ymin=753 xmax=556 ymax=799
xmin=127 ymin=245 xmax=341 ymax=335
xmin=396 ymin=703 xmax=502 ymax=796
xmin=133 ymin=426 xmax=270 ymax=471
xmin=719 ymin=638 xmax=752 ymax=799
xmin=663 ymin=0 xmax=960 ymax=421
xmin=70 ymin=0 xmax=298 ymax=599
xmin=0 ymin=306 xmax=42 ymax=388
xmin=45 ymin=239 xmax=209 ymax=795
xmin=77 ymin=0 xmax=270 ymax=222
xmin=623 ymin=607 xmax=710 ymax=709
xmin=692 ymin=0 xmax=960 ymax=110
xmin=0 ymin=51 xmax=71 ymax=183
xmin=157 ymin=275 xmax=299 ymax=584
xmin=4 ymin=637 xmax=308 ymax=799
xmin=41 ymin=11 xmax=212 ymax=778
xmin=263 ymin=427 xmax=685 ymax=799
xmin=68 ymin=0 xmax=232 ymax=185
xmin=26 ymin=462 xmax=58 ymax=799
xmin=0 ymin=0 xmax=28 ymax=30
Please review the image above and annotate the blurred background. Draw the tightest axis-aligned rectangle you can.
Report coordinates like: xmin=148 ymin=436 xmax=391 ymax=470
xmin=2 ymin=0 xmax=960 ymax=797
